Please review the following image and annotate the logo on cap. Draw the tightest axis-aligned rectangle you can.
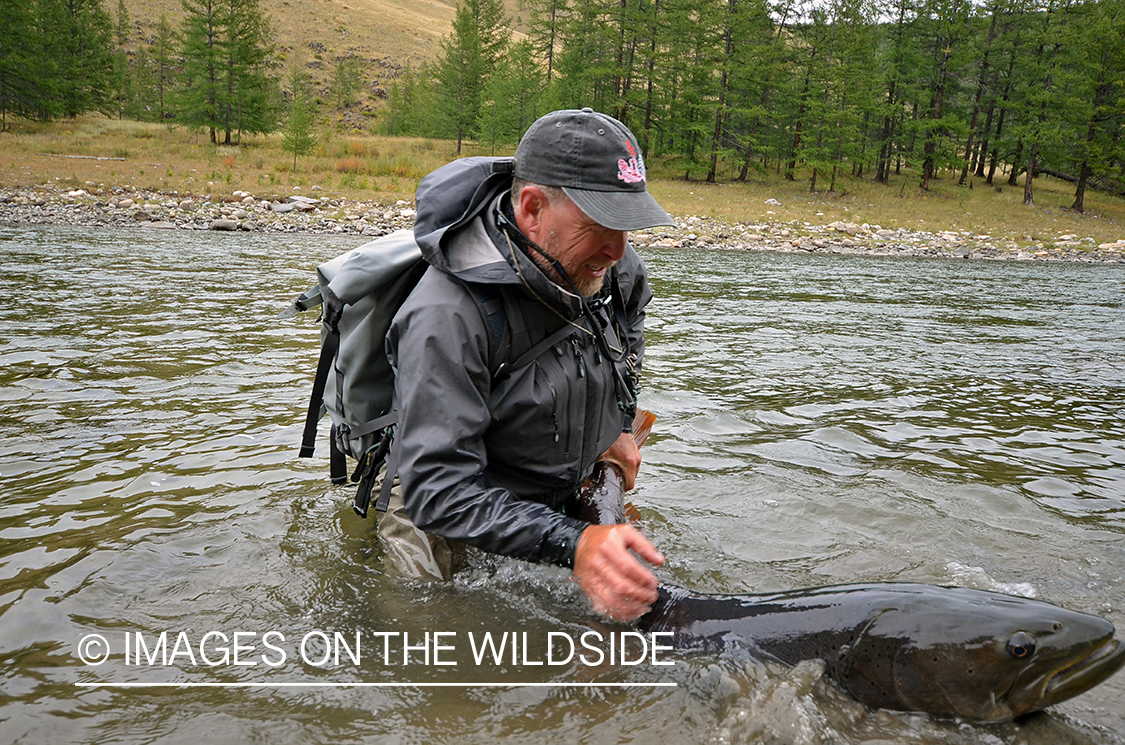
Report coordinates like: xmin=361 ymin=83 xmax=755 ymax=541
xmin=617 ymin=141 xmax=646 ymax=185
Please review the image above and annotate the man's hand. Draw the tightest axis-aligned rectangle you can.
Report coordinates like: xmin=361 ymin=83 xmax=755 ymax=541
xmin=598 ymin=431 xmax=642 ymax=491
xmin=573 ymin=524 xmax=664 ymax=621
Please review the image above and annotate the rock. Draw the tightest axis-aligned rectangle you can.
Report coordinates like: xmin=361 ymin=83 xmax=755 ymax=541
xmin=133 ymin=211 xmax=152 ymax=221
xmin=232 ymin=210 xmax=248 ymax=219
xmin=118 ymin=198 xmax=134 ymax=209
xmin=209 ymin=219 xmax=240 ymax=231
xmin=271 ymin=202 xmax=296 ymax=213
xmin=288 ymin=195 xmax=318 ymax=204
xmin=179 ymin=199 xmax=194 ymax=210
xmin=241 ymin=196 xmax=255 ymax=204
xmin=144 ymin=221 xmax=177 ymax=230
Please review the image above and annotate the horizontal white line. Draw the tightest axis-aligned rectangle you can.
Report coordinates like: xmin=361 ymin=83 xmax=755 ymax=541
xmin=76 ymin=681 xmax=677 ymax=689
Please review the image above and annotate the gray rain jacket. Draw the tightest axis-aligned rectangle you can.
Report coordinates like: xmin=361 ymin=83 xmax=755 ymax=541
xmin=386 ymin=157 xmax=652 ymax=567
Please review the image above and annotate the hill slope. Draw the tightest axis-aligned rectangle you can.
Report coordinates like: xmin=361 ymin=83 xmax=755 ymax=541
xmin=117 ymin=0 xmax=526 ymax=106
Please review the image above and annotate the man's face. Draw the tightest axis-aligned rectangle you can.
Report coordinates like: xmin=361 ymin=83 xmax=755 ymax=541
xmin=536 ymin=194 xmax=628 ymax=297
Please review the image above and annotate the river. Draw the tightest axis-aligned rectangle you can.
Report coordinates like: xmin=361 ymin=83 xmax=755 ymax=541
xmin=2 ymin=224 xmax=1123 ymax=744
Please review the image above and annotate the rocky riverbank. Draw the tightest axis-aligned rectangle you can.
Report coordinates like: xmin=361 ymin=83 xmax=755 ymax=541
xmin=3 ymin=184 xmax=1124 ymax=263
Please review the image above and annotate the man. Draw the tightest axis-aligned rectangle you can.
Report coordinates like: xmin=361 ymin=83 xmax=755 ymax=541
xmin=383 ymin=108 xmax=674 ymax=621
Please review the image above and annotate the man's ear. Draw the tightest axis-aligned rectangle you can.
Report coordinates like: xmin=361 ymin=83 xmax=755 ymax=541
xmin=516 ymin=185 xmax=549 ymax=241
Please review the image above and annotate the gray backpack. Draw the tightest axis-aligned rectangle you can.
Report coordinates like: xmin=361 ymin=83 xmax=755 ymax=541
xmin=290 ymin=229 xmax=581 ymax=517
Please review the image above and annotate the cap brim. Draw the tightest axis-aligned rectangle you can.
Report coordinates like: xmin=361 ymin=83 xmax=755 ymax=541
xmin=563 ymin=187 xmax=676 ymax=231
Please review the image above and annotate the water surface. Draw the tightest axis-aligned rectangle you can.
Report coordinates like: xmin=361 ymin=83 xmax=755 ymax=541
xmin=2 ymin=224 xmax=1123 ymax=743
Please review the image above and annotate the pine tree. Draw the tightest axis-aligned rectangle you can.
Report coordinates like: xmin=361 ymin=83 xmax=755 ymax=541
xmin=1063 ymin=0 xmax=1125 ymax=211
xmin=176 ymin=0 xmax=224 ymax=141
xmin=380 ymin=62 xmax=443 ymax=137
xmin=331 ymin=55 xmax=365 ymax=109
xmin=176 ymin=0 xmax=277 ymax=144
xmin=475 ymin=39 xmax=544 ymax=150
xmin=216 ymin=0 xmax=277 ymax=143
xmin=55 ymin=0 xmax=115 ymax=118
xmin=153 ymin=14 xmax=178 ymax=123
xmin=434 ymin=0 xmax=511 ymax=153
xmin=282 ymin=64 xmax=316 ymax=170
xmin=112 ymin=0 xmax=131 ymax=118
xmin=0 ymin=0 xmax=49 ymax=126
xmin=525 ymin=0 xmax=569 ymax=84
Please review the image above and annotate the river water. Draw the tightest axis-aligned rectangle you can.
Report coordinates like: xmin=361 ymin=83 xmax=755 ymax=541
xmin=2 ymin=224 xmax=1123 ymax=744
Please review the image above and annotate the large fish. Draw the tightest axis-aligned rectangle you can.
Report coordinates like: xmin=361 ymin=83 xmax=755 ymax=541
xmin=577 ymin=411 xmax=1125 ymax=722
xmin=637 ymin=581 xmax=1125 ymax=722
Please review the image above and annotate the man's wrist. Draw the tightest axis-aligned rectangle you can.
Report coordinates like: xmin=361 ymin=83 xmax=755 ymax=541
xmin=539 ymin=519 xmax=587 ymax=569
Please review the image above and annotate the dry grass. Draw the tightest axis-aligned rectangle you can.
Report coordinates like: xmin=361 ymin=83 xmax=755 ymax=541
xmin=0 ymin=115 xmax=468 ymax=203
xmin=2 ymin=114 xmax=1123 ymax=246
xmin=646 ymin=164 xmax=1125 ymax=246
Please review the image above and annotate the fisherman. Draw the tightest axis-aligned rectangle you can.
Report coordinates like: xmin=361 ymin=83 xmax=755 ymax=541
xmin=380 ymin=108 xmax=675 ymax=621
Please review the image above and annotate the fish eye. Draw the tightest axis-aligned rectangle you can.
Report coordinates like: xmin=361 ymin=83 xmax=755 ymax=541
xmin=1007 ymin=631 xmax=1036 ymax=659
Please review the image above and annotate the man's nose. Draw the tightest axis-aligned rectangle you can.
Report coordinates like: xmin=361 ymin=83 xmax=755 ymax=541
xmin=602 ymin=230 xmax=628 ymax=262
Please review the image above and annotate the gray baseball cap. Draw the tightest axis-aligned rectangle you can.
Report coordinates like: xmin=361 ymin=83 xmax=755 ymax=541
xmin=513 ymin=108 xmax=675 ymax=231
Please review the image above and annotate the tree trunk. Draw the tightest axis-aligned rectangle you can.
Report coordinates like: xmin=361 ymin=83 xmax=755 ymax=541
xmin=923 ymin=1 xmax=958 ymax=191
xmin=787 ymin=62 xmax=813 ymax=182
xmin=708 ymin=0 xmax=735 ymax=183
xmin=961 ymin=4 xmax=998 ymax=185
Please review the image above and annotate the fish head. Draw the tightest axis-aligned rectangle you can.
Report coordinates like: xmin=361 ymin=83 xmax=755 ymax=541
xmin=839 ymin=586 xmax=1125 ymax=722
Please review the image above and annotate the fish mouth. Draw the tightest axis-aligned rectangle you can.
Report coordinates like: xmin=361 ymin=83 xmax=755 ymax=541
xmin=1039 ymin=638 xmax=1125 ymax=708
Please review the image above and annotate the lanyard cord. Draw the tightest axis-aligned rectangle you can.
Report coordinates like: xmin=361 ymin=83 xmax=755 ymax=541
xmin=495 ymin=209 xmax=631 ymax=365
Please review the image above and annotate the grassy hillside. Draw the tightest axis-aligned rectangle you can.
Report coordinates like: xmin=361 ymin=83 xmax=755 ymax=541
xmin=117 ymin=0 xmax=526 ymax=108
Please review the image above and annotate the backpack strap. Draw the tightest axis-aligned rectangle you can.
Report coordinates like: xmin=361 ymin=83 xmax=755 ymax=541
xmin=298 ymin=293 xmax=343 ymax=459
xmin=496 ymin=323 xmax=580 ymax=379
xmin=352 ymin=414 xmax=398 ymax=517
xmin=328 ymin=425 xmax=348 ymax=484
xmin=464 ymin=281 xmax=583 ymax=379
xmin=457 ymin=280 xmax=511 ymax=376
xmin=371 ymin=432 xmax=402 ymax=514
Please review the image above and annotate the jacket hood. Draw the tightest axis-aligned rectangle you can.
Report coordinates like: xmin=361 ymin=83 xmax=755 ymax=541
xmin=413 ymin=156 xmax=589 ymax=317
xmin=413 ymin=156 xmax=514 ymax=274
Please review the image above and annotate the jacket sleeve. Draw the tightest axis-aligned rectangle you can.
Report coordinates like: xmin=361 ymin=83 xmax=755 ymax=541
xmin=386 ymin=270 xmax=588 ymax=567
